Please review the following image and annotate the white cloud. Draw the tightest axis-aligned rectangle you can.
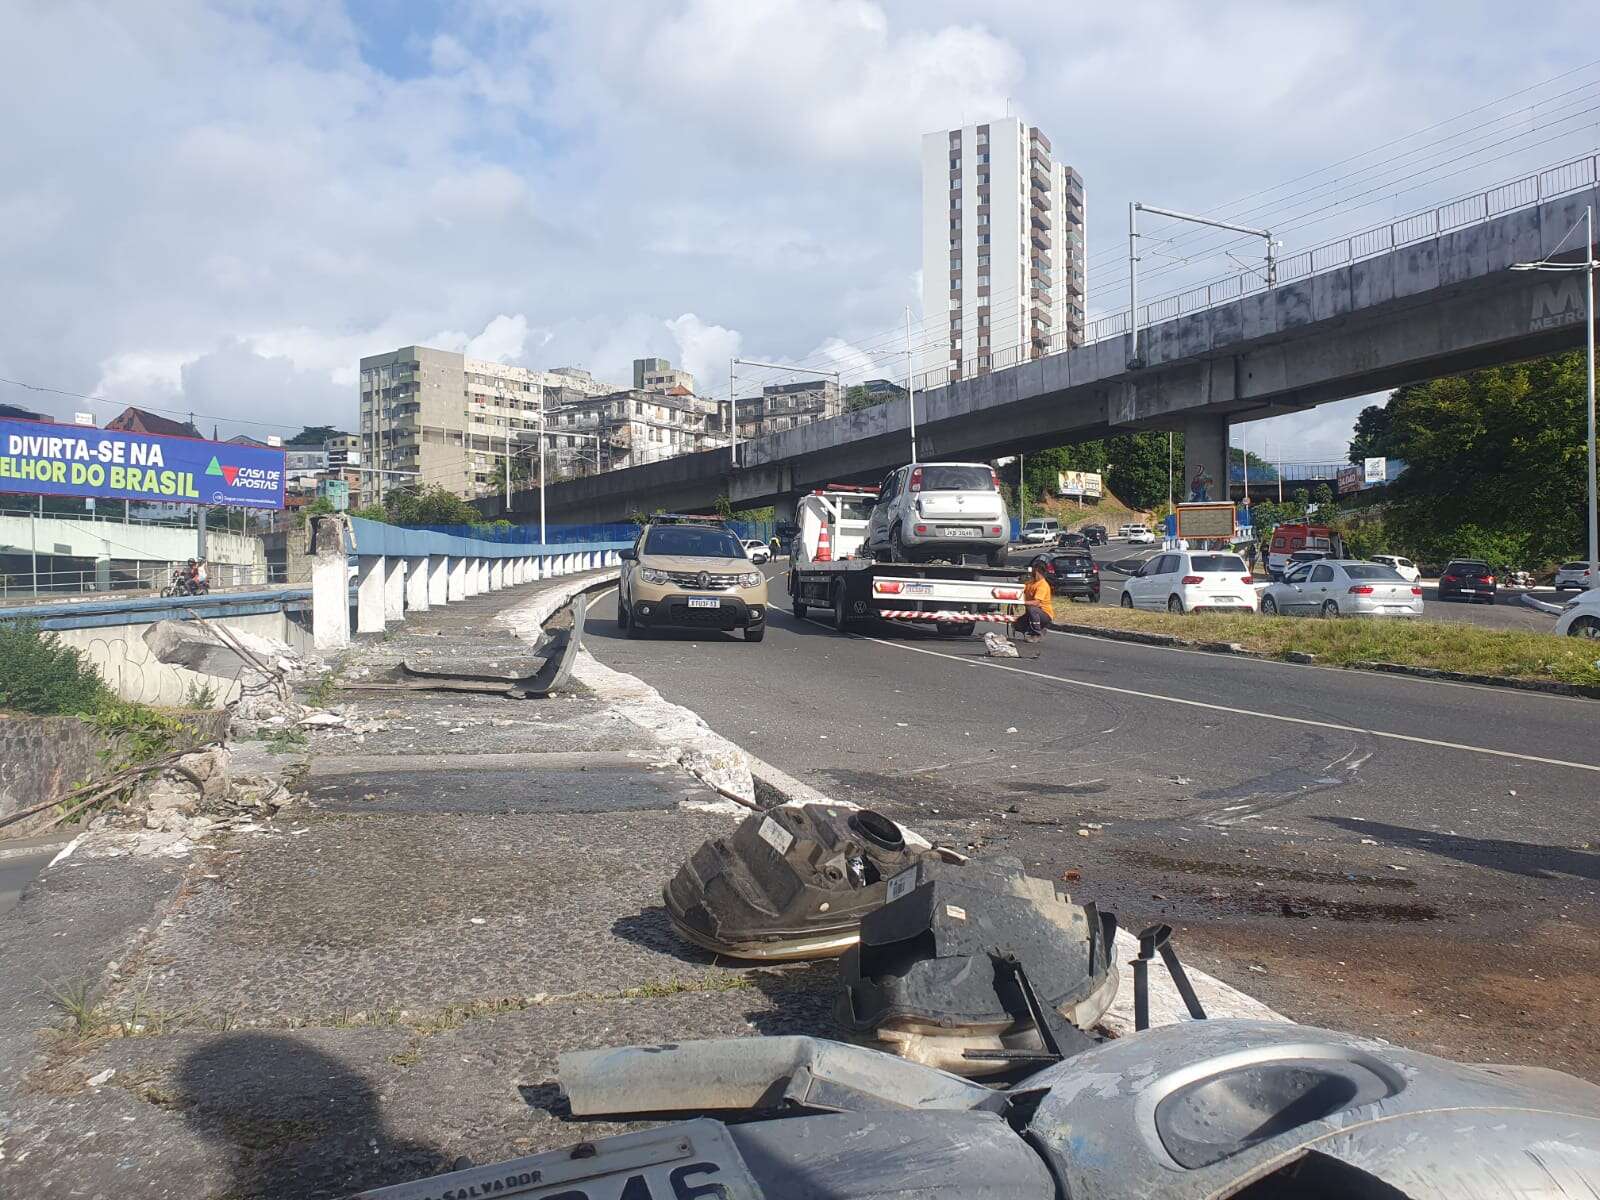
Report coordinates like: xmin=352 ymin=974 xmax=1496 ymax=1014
xmin=0 ymin=0 xmax=1591 ymax=467
xmin=666 ymin=314 xmax=743 ymax=386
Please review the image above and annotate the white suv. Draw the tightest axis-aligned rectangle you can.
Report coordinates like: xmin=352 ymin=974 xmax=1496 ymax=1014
xmin=1020 ymin=517 xmax=1061 ymax=544
xmin=1120 ymin=550 xmax=1258 ymax=613
xmin=865 ymin=462 xmax=1010 ymax=565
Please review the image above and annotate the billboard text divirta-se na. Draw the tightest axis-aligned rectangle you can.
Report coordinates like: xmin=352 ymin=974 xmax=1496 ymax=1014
xmin=0 ymin=419 xmax=286 ymax=509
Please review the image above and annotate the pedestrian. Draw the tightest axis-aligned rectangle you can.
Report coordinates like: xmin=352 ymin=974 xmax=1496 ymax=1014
xmin=769 ymin=535 xmax=781 ymax=557
xmin=194 ymin=558 xmax=209 ymax=591
xmin=1016 ymin=560 xmax=1053 ymax=642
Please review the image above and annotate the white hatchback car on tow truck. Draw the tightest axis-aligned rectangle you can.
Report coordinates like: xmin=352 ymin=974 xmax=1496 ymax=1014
xmin=1119 ymin=550 xmax=1257 ymax=613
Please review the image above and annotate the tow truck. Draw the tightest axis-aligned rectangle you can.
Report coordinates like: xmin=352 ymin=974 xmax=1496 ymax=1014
xmin=786 ymin=485 xmax=1028 ymax=636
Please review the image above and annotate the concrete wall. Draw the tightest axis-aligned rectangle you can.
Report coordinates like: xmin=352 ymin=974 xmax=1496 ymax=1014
xmin=0 ymin=710 xmax=228 ymax=836
xmin=0 ymin=514 xmax=265 ymax=573
xmin=53 ymin=611 xmax=313 ymax=708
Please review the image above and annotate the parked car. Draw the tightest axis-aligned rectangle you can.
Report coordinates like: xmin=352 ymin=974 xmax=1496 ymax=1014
xmin=1554 ymin=560 xmax=1595 ymax=591
xmin=1019 ymin=517 xmax=1061 ymax=544
xmin=1555 ymin=586 xmax=1600 ymax=638
xmin=1125 ymin=527 xmax=1156 ymax=545
xmin=1438 ymin=558 xmax=1497 ymax=603
xmin=1119 ymin=550 xmax=1257 ymax=613
xmin=1370 ymin=553 xmax=1421 ymax=583
xmin=1261 ymin=559 xmax=1423 ymax=618
xmin=1032 ymin=551 xmax=1100 ymax=602
xmin=741 ymin=538 xmax=772 ymax=565
xmin=1080 ymin=524 xmax=1107 ymax=546
xmin=864 ymin=462 xmax=1010 ymax=565
xmin=618 ymin=518 xmax=769 ymax=641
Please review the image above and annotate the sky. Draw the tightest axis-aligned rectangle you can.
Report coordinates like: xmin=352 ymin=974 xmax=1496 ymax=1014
xmin=3 ymin=1 xmax=1600 ymax=461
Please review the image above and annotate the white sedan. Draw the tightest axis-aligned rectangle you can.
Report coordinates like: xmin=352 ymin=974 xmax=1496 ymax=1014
xmin=1125 ymin=527 xmax=1156 ymax=545
xmin=1119 ymin=550 xmax=1257 ymax=613
xmin=742 ymin=539 xmax=772 ymax=565
xmin=1261 ymin=560 xmax=1422 ymax=618
xmin=1554 ymin=585 xmax=1600 ymax=638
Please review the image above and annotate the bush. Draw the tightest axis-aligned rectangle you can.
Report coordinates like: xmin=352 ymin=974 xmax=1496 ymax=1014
xmin=0 ymin=621 xmax=111 ymax=716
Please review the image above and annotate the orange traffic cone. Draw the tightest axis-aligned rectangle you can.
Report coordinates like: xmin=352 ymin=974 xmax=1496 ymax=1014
xmin=816 ymin=521 xmax=832 ymax=562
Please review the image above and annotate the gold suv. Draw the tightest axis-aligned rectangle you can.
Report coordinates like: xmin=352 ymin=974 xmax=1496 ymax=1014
xmin=618 ymin=518 xmax=769 ymax=642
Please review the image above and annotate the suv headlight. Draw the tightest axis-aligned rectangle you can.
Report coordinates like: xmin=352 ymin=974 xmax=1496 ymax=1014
xmin=640 ymin=567 xmax=670 ymax=584
xmin=740 ymin=572 xmax=762 ymax=588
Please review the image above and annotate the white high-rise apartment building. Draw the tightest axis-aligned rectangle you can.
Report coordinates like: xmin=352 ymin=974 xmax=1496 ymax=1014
xmin=920 ymin=118 xmax=1085 ymax=382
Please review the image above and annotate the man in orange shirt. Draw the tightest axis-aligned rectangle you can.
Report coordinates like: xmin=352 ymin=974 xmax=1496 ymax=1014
xmin=1017 ymin=560 xmax=1053 ymax=642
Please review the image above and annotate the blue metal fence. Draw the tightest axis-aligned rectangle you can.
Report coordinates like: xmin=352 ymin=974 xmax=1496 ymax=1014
xmin=414 ymin=519 xmax=778 ymax=545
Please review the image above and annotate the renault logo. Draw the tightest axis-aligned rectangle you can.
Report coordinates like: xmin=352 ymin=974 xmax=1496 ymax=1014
xmin=698 ymin=571 xmax=709 ymax=588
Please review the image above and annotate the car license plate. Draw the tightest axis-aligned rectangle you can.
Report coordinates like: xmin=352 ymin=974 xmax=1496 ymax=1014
xmin=349 ymin=1120 xmax=762 ymax=1200
xmin=1064 ymin=572 xmax=1085 ymax=578
xmin=687 ymin=597 xmax=720 ymax=609
xmin=904 ymin=582 xmax=934 ymax=594
xmin=940 ymin=527 xmax=980 ymax=537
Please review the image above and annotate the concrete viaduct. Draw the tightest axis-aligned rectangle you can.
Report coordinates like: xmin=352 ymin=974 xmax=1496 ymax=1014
xmin=487 ymin=174 xmax=1600 ymax=526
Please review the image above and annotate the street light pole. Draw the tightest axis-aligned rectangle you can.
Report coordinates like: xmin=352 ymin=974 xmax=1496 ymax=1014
xmin=906 ymin=307 xmax=918 ymax=462
xmin=1511 ymin=205 xmax=1598 ymax=589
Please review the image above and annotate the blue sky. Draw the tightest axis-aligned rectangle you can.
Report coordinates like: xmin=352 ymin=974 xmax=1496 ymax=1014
xmin=2 ymin=1 xmax=1598 ymax=461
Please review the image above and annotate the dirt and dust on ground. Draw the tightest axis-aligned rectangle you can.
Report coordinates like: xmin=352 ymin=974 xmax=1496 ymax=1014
xmin=0 ymin=576 xmax=847 ymax=1199
xmin=817 ymin=763 xmax=1600 ymax=1084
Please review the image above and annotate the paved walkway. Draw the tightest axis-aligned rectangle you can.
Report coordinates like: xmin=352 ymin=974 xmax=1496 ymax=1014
xmin=0 ymin=573 xmax=833 ymax=1199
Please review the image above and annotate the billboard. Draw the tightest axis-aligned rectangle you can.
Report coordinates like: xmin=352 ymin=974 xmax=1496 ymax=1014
xmin=1336 ymin=464 xmax=1361 ymax=495
xmin=1057 ymin=470 xmax=1104 ymax=498
xmin=1175 ymin=502 xmax=1236 ymax=541
xmin=1363 ymin=456 xmax=1387 ymax=484
xmin=0 ymin=419 xmax=285 ymax=509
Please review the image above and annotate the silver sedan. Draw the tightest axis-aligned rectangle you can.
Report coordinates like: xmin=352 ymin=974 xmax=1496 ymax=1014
xmin=1260 ymin=559 xmax=1424 ymax=618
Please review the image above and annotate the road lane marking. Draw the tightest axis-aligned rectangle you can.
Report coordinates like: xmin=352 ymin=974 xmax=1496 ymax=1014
xmin=806 ymin=619 xmax=1600 ymax=775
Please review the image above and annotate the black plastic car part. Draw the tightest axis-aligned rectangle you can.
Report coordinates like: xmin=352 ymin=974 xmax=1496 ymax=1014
xmin=836 ymin=857 xmax=1118 ymax=1075
xmin=664 ymin=804 xmax=941 ymax=960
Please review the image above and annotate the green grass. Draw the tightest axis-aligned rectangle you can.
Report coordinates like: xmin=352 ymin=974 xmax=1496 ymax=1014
xmin=1050 ymin=601 xmax=1600 ymax=688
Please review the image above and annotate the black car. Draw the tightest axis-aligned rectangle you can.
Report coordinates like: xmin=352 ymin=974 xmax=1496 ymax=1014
xmin=1053 ymin=530 xmax=1092 ymax=551
xmin=1439 ymin=558 xmax=1497 ymax=603
xmin=1080 ymin=524 xmax=1107 ymax=546
xmin=1033 ymin=552 xmax=1100 ymax=602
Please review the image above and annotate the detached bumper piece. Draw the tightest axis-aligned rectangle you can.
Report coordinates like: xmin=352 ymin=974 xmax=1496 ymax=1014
xmin=837 ymin=856 xmax=1118 ymax=1076
xmin=664 ymin=805 xmax=941 ymax=960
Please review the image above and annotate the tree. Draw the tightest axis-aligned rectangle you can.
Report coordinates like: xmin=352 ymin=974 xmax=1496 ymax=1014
xmin=1311 ymin=482 xmax=1335 ymax=509
xmin=1228 ymin=446 xmax=1277 ymax=480
xmin=1378 ymin=353 xmax=1588 ymax=565
xmin=287 ymin=425 xmax=343 ymax=446
xmin=1347 ymin=405 xmax=1394 ymax=465
xmin=383 ymin=485 xmax=484 ymax=526
xmin=1104 ymin=432 xmax=1181 ymax=510
xmin=844 ymin=384 xmax=900 ymax=412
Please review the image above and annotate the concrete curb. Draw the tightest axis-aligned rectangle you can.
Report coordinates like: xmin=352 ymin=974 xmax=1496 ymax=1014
xmin=1050 ymin=618 xmax=1600 ymax=700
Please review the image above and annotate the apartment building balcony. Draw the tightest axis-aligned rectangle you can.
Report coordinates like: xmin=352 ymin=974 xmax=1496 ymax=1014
xmin=1031 ymin=227 xmax=1051 ymax=252
xmin=976 ymin=202 xmax=990 ymax=217
xmin=1066 ymin=273 xmax=1083 ymax=296
xmin=1029 ymin=127 xmax=1051 ymax=153
xmin=1031 ymin=205 xmax=1052 ymax=229
xmin=1032 ymin=305 xmax=1054 ymax=328
xmin=1065 ymin=202 xmax=1083 ymax=225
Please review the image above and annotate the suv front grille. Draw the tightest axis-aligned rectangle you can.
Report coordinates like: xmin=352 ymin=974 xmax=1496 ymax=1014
xmin=669 ymin=572 xmax=742 ymax=590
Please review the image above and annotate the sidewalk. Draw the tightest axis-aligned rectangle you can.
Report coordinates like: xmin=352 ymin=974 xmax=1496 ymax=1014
xmin=0 ymin=572 xmax=837 ymax=1198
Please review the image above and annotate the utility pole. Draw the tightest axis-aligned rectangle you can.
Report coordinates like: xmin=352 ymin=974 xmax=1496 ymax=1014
xmin=906 ymin=307 xmax=918 ymax=462
xmin=1130 ymin=200 xmax=1275 ymax=370
xmin=729 ymin=358 xmax=737 ymax=468
xmin=1167 ymin=432 xmax=1174 ymax=512
xmin=1511 ymin=206 xmax=1598 ymax=589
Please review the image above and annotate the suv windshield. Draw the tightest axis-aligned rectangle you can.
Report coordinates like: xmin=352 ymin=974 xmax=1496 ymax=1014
xmin=920 ymin=465 xmax=994 ymax=491
xmin=1190 ymin=555 xmax=1246 ymax=573
xmin=1344 ymin=564 xmax=1403 ymax=580
xmin=644 ymin=527 xmax=744 ymax=557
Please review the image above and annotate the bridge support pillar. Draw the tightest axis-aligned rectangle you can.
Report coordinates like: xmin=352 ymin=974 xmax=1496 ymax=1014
xmin=310 ymin=516 xmax=350 ymax=650
xmin=447 ymin=555 xmax=466 ymax=601
xmin=383 ymin=556 xmax=406 ymax=622
xmin=773 ymin=494 xmax=797 ymax=527
xmin=463 ymin=557 xmax=480 ymax=597
xmin=1182 ymin=413 xmax=1230 ymax=507
xmin=405 ymin=555 xmax=429 ymax=612
xmin=427 ymin=554 xmax=448 ymax=606
xmin=477 ymin=558 xmax=491 ymax=592
xmin=357 ymin=555 xmax=387 ymax=634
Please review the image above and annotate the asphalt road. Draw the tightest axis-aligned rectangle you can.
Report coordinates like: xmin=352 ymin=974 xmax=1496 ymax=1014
xmin=588 ymin=561 xmax=1600 ymax=1079
xmin=1016 ymin=540 xmax=1566 ymax=632
xmin=0 ymin=838 xmax=67 ymax=917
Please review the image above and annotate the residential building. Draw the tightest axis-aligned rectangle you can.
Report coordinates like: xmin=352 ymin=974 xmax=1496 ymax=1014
xmin=633 ymin=357 xmax=697 ymax=395
xmin=727 ymin=379 xmax=842 ymax=441
xmin=324 ymin=433 xmax=360 ymax=469
xmin=105 ymin=406 xmax=202 ymax=439
xmin=920 ymin=117 xmax=1085 ymax=382
xmin=544 ymin=387 xmax=717 ymax=477
xmin=358 ymin=346 xmax=617 ymax=500
xmin=0 ymin=403 xmax=49 ymax=422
